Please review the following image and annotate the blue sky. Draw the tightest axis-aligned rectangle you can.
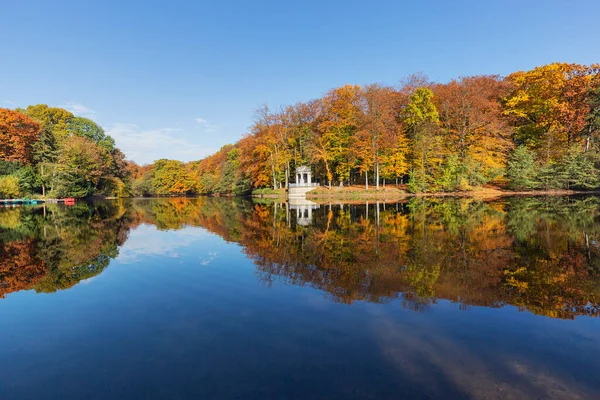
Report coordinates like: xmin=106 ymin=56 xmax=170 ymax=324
xmin=1 ymin=0 xmax=599 ymax=164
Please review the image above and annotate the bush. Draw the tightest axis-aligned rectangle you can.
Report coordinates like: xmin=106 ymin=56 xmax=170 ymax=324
xmin=0 ymin=175 xmax=21 ymax=198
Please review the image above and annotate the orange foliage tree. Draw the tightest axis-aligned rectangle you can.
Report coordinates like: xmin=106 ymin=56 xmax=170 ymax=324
xmin=0 ymin=108 xmax=41 ymax=164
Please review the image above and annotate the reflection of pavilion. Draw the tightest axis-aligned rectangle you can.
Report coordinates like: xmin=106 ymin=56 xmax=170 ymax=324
xmin=289 ymin=198 xmax=319 ymax=226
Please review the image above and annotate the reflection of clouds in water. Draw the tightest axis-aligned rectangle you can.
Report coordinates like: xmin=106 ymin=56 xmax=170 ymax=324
xmin=80 ymin=276 xmax=97 ymax=285
xmin=116 ymin=224 xmax=210 ymax=264
xmin=371 ymin=308 xmax=596 ymax=400
xmin=200 ymin=252 xmax=218 ymax=266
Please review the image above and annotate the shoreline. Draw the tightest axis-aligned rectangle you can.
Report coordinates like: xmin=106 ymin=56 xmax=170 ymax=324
xmin=7 ymin=188 xmax=596 ymax=203
xmin=302 ymin=186 xmax=600 ymax=202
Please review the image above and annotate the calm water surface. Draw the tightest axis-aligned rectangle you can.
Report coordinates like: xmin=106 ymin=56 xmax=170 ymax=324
xmin=1 ymin=197 xmax=599 ymax=399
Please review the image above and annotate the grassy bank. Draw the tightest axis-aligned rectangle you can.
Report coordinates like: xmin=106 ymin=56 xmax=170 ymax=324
xmin=251 ymin=188 xmax=287 ymax=198
xmin=303 ymin=185 xmax=600 ymax=203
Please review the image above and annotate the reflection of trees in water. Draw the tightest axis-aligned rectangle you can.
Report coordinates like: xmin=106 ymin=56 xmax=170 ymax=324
xmin=190 ymin=196 xmax=600 ymax=319
xmin=0 ymin=201 xmax=132 ymax=297
xmin=1 ymin=196 xmax=600 ymax=318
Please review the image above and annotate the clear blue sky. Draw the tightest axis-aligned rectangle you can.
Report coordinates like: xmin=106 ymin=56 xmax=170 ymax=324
xmin=2 ymin=0 xmax=599 ymax=164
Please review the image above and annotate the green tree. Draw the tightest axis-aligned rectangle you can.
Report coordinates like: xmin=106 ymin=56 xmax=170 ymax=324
xmin=552 ymin=146 xmax=600 ymax=189
xmin=53 ymin=136 xmax=110 ymax=197
xmin=506 ymin=146 xmax=539 ymax=190
xmin=32 ymin=127 xmax=59 ymax=196
xmin=69 ymin=116 xmax=115 ymax=151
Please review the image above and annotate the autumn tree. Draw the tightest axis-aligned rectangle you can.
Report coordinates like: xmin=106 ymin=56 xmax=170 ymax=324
xmin=19 ymin=104 xmax=74 ymax=142
xmin=434 ymin=76 xmax=512 ymax=187
xmin=402 ymin=87 xmax=443 ymax=192
xmin=354 ymin=84 xmax=399 ymax=189
xmin=584 ymin=85 xmax=600 ymax=151
xmin=152 ymin=159 xmax=197 ymax=195
xmin=316 ymin=85 xmax=362 ymax=186
xmin=504 ymin=63 xmax=600 ymax=162
xmin=0 ymin=108 xmax=41 ymax=164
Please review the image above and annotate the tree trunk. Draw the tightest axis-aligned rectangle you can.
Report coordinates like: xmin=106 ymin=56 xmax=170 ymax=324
xmin=365 ymin=172 xmax=368 ymax=190
xmin=375 ymin=162 xmax=379 ymax=190
xmin=585 ymin=127 xmax=591 ymax=151
xmin=41 ymin=164 xmax=45 ymax=197
xmin=271 ymin=153 xmax=276 ymax=190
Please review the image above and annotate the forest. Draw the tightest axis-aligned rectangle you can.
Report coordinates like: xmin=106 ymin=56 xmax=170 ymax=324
xmin=2 ymin=62 xmax=600 ymax=198
xmin=130 ymin=62 xmax=600 ymax=195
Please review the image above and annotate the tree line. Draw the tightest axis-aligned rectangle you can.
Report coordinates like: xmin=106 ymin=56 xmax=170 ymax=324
xmin=131 ymin=62 xmax=600 ymax=196
xmin=3 ymin=62 xmax=600 ymax=198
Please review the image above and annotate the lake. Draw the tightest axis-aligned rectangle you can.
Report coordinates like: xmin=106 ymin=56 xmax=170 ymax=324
xmin=1 ymin=196 xmax=599 ymax=399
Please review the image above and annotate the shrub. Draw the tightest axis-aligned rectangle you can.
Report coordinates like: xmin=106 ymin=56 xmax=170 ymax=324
xmin=0 ymin=175 xmax=21 ymax=198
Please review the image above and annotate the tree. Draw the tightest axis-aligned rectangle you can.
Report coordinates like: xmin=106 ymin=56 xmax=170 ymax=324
xmin=506 ymin=146 xmax=539 ymax=190
xmin=0 ymin=108 xmax=41 ymax=164
xmin=152 ymin=159 xmax=197 ymax=195
xmin=584 ymin=85 xmax=600 ymax=151
xmin=403 ymin=87 xmax=443 ymax=192
xmin=19 ymin=104 xmax=74 ymax=142
xmin=54 ymin=136 xmax=110 ymax=197
xmin=317 ymin=85 xmax=362 ymax=186
xmin=69 ymin=116 xmax=115 ymax=151
xmin=434 ymin=76 xmax=512 ymax=184
xmin=355 ymin=84 xmax=399 ymax=189
xmin=552 ymin=146 xmax=600 ymax=190
xmin=0 ymin=175 xmax=20 ymax=198
xmin=504 ymin=63 xmax=599 ymax=162
xmin=31 ymin=127 xmax=59 ymax=196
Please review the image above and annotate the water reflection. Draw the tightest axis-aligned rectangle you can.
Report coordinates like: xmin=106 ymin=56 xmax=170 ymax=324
xmin=1 ymin=196 xmax=599 ymax=319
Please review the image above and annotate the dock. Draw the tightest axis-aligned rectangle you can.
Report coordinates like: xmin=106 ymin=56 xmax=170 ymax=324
xmin=0 ymin=198 xmax=76 ymax=206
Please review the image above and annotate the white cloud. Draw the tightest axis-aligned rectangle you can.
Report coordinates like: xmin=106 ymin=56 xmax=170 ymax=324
xmin=3 ymin=100 xmax=15 ymax=106
xmin=62 ymin=102 xmax=97 ymax=118
xmin=106 ymin=123 xmax=215 ymax=164
xmin=195 ymin=117 xmax=217 ymax=132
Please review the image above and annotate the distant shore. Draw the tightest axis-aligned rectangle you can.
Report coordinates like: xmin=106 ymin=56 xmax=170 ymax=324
xmin=248 ymin=185 xmax=600 ymax=202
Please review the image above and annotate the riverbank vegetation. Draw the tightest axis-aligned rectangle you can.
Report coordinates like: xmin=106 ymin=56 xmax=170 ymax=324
xmin=0 ymin=105 xmax=129 ymax=198
xmin=142 ymin=62 xmax=599 ymax=196
xmin=2 ymin=62 xmax=600 ymax=198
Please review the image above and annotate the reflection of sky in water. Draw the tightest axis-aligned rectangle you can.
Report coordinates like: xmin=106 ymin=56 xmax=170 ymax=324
xmin=116 ymin=224 xmax=214 ymax=264
xmin=1 ymin=199 xmax=600 ymax=399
